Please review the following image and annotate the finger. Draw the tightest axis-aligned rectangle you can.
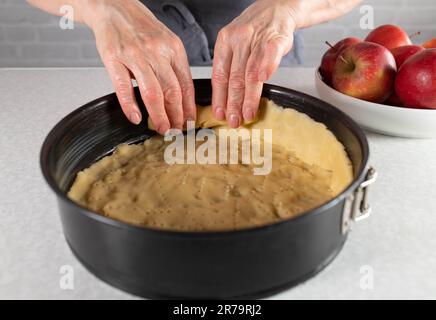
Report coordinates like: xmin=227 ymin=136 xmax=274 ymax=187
xmin=104 ymin=59 xmax=142 ymax=125
xmin=241 ymin=39 xmax=288 ymax=122
xmin=170 ymin=42 xmax=197 ymax=123
xmin=152 ymin=62 xmax=184 ymax=130
xmin=211 ymin=31 xmax=232 ymax=121
xmin=241 ymin=48 xmax=265 ymax=122
xmin=130 ymin=62 xmax=170 ymax=135
xmin=226 ymin=44 xmax=251 ymax=128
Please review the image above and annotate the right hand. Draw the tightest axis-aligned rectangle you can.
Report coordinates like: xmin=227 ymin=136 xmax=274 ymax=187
xmin=86 ymin=0 xmax=196 ymax=134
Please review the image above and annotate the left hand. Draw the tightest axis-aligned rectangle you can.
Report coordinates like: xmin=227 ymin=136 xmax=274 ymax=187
xmin=211 ymin=0 xmax=297 ymax=127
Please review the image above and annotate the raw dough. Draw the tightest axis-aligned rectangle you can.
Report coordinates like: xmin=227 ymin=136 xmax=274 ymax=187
xmin=68 ymin=99 xmax=353 ymax=231
xmin=147 ymin=104 xmax=259 ymax=130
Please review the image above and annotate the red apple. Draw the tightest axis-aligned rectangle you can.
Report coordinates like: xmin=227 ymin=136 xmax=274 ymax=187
xmin=385 ymin=93 xmax=404 ymax=107
xmin=320 ymin=37 xmax=361 ymax=85
xmin=332 ymin=42 xmax=397 ymax=103
xmin=422 ymin=38 xmax=436 ymax=49
xmin=395 ymin=49 xmax=436 ymax=109
xmin=365 ymin=24 xmax=412 ymax=51
xmin=391 ymin=45 xmax=425 ymax=67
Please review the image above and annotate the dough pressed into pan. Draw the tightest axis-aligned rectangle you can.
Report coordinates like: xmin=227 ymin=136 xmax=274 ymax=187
xmin=68 ymin=99 xmax=353 ymax=231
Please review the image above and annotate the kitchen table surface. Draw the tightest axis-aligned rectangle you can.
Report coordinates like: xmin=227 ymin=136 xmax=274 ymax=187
xmin=0 ymin=67 xmax=435 ymax=299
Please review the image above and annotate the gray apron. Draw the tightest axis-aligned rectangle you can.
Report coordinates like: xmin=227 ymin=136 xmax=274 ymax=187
xmin=140 ymin=0 xmax=303 ymax=66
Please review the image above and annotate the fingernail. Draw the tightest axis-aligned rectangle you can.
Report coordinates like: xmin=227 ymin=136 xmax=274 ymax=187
xmin=259 ymin=71 xmax=268 ymax=82
xmin=158 ymin=123 xmax=170 ymax=135
xmin=228 ymin=114 xmax=240 ymax=128
xmin=183 ymin=116 xmax=194 ymax=129
xmin=215 ymin=107 xmax=225 ymax=120
xmin=130 ymin=112 xmax=141 ymax=125
xmin=243 ymin=109 xmax=254 ymax=121
xmin=184 ymin=116 xmax=195 ymax=123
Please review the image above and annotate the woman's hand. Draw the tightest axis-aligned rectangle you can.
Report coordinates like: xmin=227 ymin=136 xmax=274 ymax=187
xmin=211 ymin=0 xmax=298 ymax=127
xmin=87 ymin=0 xmax=196 ymax=134
xmin=28 ymin=0 xmax=361 ymax=132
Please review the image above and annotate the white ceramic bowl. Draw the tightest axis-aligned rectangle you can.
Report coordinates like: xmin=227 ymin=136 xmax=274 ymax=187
xmin=314 ymin=69 xmax=436 ymax=138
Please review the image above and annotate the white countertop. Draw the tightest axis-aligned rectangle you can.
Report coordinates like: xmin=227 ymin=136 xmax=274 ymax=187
xmin=0 ymin=67 xmax=435 ymax=299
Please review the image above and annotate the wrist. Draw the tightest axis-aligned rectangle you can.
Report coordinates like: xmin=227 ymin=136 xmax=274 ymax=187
xmin=281 ymin=0 xmax=307 ymax=29
xmin=78 ymin=0 xmax=107 ymax=30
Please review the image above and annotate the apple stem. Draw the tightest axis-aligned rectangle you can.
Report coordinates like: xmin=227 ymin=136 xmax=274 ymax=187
xmin=325 ymin=41 xmax=335 ymax=51
xmin=409 ymin=31 xmax=421 ymax=40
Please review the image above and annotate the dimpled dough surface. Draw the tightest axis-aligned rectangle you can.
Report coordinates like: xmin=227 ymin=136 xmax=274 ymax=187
xmin=68 ymin=99 xmax=353 ymax=231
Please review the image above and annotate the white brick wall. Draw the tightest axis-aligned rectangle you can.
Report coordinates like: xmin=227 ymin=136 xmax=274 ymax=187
xmin=0 ymin=0 xmax=435 ymax=67
xmin=0 ymin=0 xmax=99 ymax=67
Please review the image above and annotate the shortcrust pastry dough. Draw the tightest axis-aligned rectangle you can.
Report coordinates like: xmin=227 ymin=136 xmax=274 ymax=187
xmin=68 ymin=99 xmax=353 ymax=231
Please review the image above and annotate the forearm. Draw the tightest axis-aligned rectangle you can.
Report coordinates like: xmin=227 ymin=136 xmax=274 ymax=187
xmin=284 ymin=0 xmax=363 ymax=29
xmin=26 ymin=0 xmax=99 ymax=26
